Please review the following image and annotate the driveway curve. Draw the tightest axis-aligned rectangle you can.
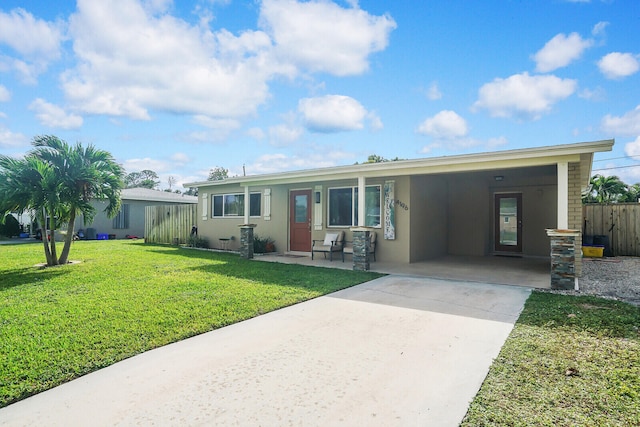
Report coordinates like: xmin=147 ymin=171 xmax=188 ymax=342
xmin=0 ymin=275 xmax=530 ymax=426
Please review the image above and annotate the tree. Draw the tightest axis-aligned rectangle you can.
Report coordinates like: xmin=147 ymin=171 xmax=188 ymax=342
xmin=124 ymin=170 xmax=160 ymax=189
xmin=355 ymin=154 xmax=403 ymax=164
xmin=208 ymin=166 xmax=228 ymax=181
xmin=620 ymin=183 xmax=640 ymax=202
xmin=0 ymin=135 xmax=124 ymax=266
xmin=583 ymin=175 xmax=629 ymax=204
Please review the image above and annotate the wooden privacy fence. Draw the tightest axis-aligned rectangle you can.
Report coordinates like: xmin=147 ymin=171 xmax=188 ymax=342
xmin=145 ymin=204 xmax=197 ymax=245
xmin=583 ymin=203 xmax=640 ymax=256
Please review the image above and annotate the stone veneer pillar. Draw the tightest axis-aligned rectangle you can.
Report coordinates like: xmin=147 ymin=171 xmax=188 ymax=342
xmin=351 ymin=228 xmax=371 ymax=271
xmin=546 ymin=229 xmax=581 ymax=290
xmin=239 ymin=224 xmax=256 ymax=259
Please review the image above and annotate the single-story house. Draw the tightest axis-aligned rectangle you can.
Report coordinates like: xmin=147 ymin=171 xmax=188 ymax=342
xmin=74 ymin=187 xmax=197 ymax=239
xmin=185 ymin=140 xmax=613 ymax=273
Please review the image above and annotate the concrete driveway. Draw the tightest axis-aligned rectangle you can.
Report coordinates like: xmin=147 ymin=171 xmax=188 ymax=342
xmin=0 ymin=275 xmax=530 ymax=426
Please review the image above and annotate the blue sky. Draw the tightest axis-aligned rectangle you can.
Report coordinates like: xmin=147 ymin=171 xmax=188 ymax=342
xmin=1 ymin=0 xmax=639 ymax=189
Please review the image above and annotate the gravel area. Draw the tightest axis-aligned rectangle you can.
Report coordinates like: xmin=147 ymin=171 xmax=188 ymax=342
xmin=571 ymin=257 xmax=640 ymax=306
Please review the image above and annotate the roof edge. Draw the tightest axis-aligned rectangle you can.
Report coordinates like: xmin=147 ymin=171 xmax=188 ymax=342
xmin=184 ymin=139 xmax=614 ymax=188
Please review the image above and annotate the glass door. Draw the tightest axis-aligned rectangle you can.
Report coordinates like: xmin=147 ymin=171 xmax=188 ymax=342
xmin=494 ymin=193 xmax=522 ymax=253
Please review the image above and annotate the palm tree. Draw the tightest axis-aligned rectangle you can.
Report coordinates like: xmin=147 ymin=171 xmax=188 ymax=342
xmin=0 ymin=136 xmax=124 ymax=266
xmin=583 ymin=175 xmax=629 ymax=204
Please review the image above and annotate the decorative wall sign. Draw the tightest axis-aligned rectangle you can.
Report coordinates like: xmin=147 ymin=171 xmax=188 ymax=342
xmin=384 ymin=181 xmax=395 ymax=240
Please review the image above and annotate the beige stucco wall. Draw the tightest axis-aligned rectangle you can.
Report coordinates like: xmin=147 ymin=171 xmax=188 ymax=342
xmin=196 ymin=162 xmax=571 ymax=264
xmin=310 ymin=176 xmax=411 ymax=263
xmin=196 ymin=176 xmax=413 ymax=263
xmin=410 ymin=175 xmax=448 ymax=262
xmin=197 ymin=184 xmax=289 ymax=251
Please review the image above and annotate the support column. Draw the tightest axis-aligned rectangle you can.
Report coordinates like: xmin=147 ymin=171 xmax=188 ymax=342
xmin=351 ymin=228 xmax=370 ymax=271
xmin=546 ymin=229 xmax=580 ymax=290
xmin=239 ymin=224 xmax=256 ymax=259
xmin=357 ymin=176 xmax=366 ymax=227
xmin=243 ymin=186 xmax=250 ymax=225
xmin=557 ymin=162 xmax=569 ymax=229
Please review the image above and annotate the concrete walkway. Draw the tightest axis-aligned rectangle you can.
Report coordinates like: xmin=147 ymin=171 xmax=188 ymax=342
xmin=0 ymin=276 xmax=531 ymax=426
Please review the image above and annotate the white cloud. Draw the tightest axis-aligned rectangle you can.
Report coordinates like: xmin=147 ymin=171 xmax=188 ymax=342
xmin=425 ymin=82 xmax=442 ymax=100
xmin=624 ymin=136 xmax=640 ymax=157
xmin=60 ymin=0 xmax=395 ymax=123
xmin=0 ymin=125 xmax=29 ymax=149
xmin=63 ymin=0 xmax=275 ymax=120
xmin=532 ymin=32 xmax=593 ymax=73
xmin=259 ymin=0 xmax=396 ymax=76
xmin=578 ymin=86 xmax=606 ymax=102
xmin=246 ymin=127 xmax=266 ymax=140
xmin=487 ymin=136 xmax=508 ymax=149
xmin=592 ymin=21 xmax=609 ymax=37
xmin=0 ymin=8 xmax=64 ymax=82
xmin=416 ymin=110 xmax=468 ymax=139
xmin=598 ymin=52 xmax=640 ymax=79
xmin=122 ymin=157 xmax=170 ymax=174
xmin=268 ymin=123 xmax=304 ymax=146
xmin=420 ymin=135 xmax=508 ymax=155
xmin=192 ymin=116 xmax=241 ymax=132
xmin=28 ymin=98 xmax=83 ymax=129
xmin=420 ymin=143 xmax=441 ymax=154
xmin=0 ymin=85 xmax=10 ymax=102
xmin=367 ymin=111 xmax=383 ymax=131
xmin=247 ymin=148 xmax=354 ymax=174
xmin=170 ymin=152 xmax=190 ymax=165
xmin=298 ymin=95 xmax=368 ymax=132
xmin=473 ymin=72 xmax=577 ymax=119
xmin=602 ymin=105 xmax=640 ymax=136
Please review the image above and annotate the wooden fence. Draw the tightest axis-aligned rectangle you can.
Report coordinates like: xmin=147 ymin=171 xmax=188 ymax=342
xmin=583 ymin=203 xmax=640 ymax=256
xmin=144 ymin=204 xmax=197 ymax=245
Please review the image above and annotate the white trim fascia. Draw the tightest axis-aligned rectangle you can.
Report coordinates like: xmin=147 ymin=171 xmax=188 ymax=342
xmin=184 ymin=140 xmax=614 ymax=188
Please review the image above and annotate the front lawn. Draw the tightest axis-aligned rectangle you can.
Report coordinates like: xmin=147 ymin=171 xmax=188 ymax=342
xmin=462 ymin=291 xmax=640 ymax=426
xmin=0 ymin=240 xmax=381 ymax=407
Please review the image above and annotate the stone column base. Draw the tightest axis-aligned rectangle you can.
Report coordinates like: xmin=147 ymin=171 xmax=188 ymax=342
xmin=546 ymin=229 xmax=580 ymax=290
xmin=239 ymin=224 xmax=256 ymax=259
xmin=351 ymin=228 xmax=371 ymax=271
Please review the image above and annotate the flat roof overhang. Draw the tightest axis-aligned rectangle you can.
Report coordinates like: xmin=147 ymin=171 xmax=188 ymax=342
xmin=185 ymin=140 xmax=614 ymax=189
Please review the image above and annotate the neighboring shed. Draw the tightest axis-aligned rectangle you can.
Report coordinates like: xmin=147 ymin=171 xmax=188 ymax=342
xmin=74 ymin=188 xmax=197 ymax=239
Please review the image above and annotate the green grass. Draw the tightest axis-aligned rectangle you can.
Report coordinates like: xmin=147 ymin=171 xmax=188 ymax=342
xmin=462 ymin=291 xmax=640 ymax=426
xmin=0 ymin=240 xmax=381 ymax=407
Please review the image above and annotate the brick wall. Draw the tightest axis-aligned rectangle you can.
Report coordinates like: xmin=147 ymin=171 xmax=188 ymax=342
xmin=568 ymin=162 xmax=582 ymax=276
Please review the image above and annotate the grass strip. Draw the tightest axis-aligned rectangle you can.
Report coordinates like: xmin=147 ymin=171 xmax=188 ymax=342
xmin=462 ymin=291 xmax=640 ymax=426
xmin=0 ymin=240 xmax=381 ymax=407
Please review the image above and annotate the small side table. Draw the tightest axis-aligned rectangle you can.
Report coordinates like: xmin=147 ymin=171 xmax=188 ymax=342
xmin=219 ymin=238 xmax=230 ymax=251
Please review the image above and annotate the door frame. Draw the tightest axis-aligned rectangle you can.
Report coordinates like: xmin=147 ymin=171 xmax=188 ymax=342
xmin=289 ymin=189 xmax=312 ymax=252
xmin=494 ymin=192 xmax=523 ymax=253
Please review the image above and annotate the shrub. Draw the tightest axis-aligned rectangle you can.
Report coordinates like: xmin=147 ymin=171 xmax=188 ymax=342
xmin=186 ymin=235 xmax=208 ymax=248
xmin=254 ymin=235 xmax=276 ymax=253
xmin=0 ymin=214 xmax=21 ymax=238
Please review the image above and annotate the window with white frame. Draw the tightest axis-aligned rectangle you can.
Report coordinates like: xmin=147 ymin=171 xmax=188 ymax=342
xmin=112 ymin=204 xmax=130 ymax=229
xmin=212 ymin=193 xmax=261 ymax=217
xmin=328 ymin=185 xmax=381 ymax=227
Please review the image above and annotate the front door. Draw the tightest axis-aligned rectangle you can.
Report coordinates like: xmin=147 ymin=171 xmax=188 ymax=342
xmin=289 ymin=190 xmax=312 ymax=252
xmin=494 ymin=193 xmax=522 ymax=253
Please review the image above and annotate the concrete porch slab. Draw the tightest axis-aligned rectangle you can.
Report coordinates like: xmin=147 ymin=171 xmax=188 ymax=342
xmin=257 ymin=253 xmax=550 ymax=288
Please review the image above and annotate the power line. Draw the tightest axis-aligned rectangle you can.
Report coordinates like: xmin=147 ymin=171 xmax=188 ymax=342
xmin=592 ymin=164 xmax=640 ymax=172
xmin=593 ymin=154 xmax=640 ymax=162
